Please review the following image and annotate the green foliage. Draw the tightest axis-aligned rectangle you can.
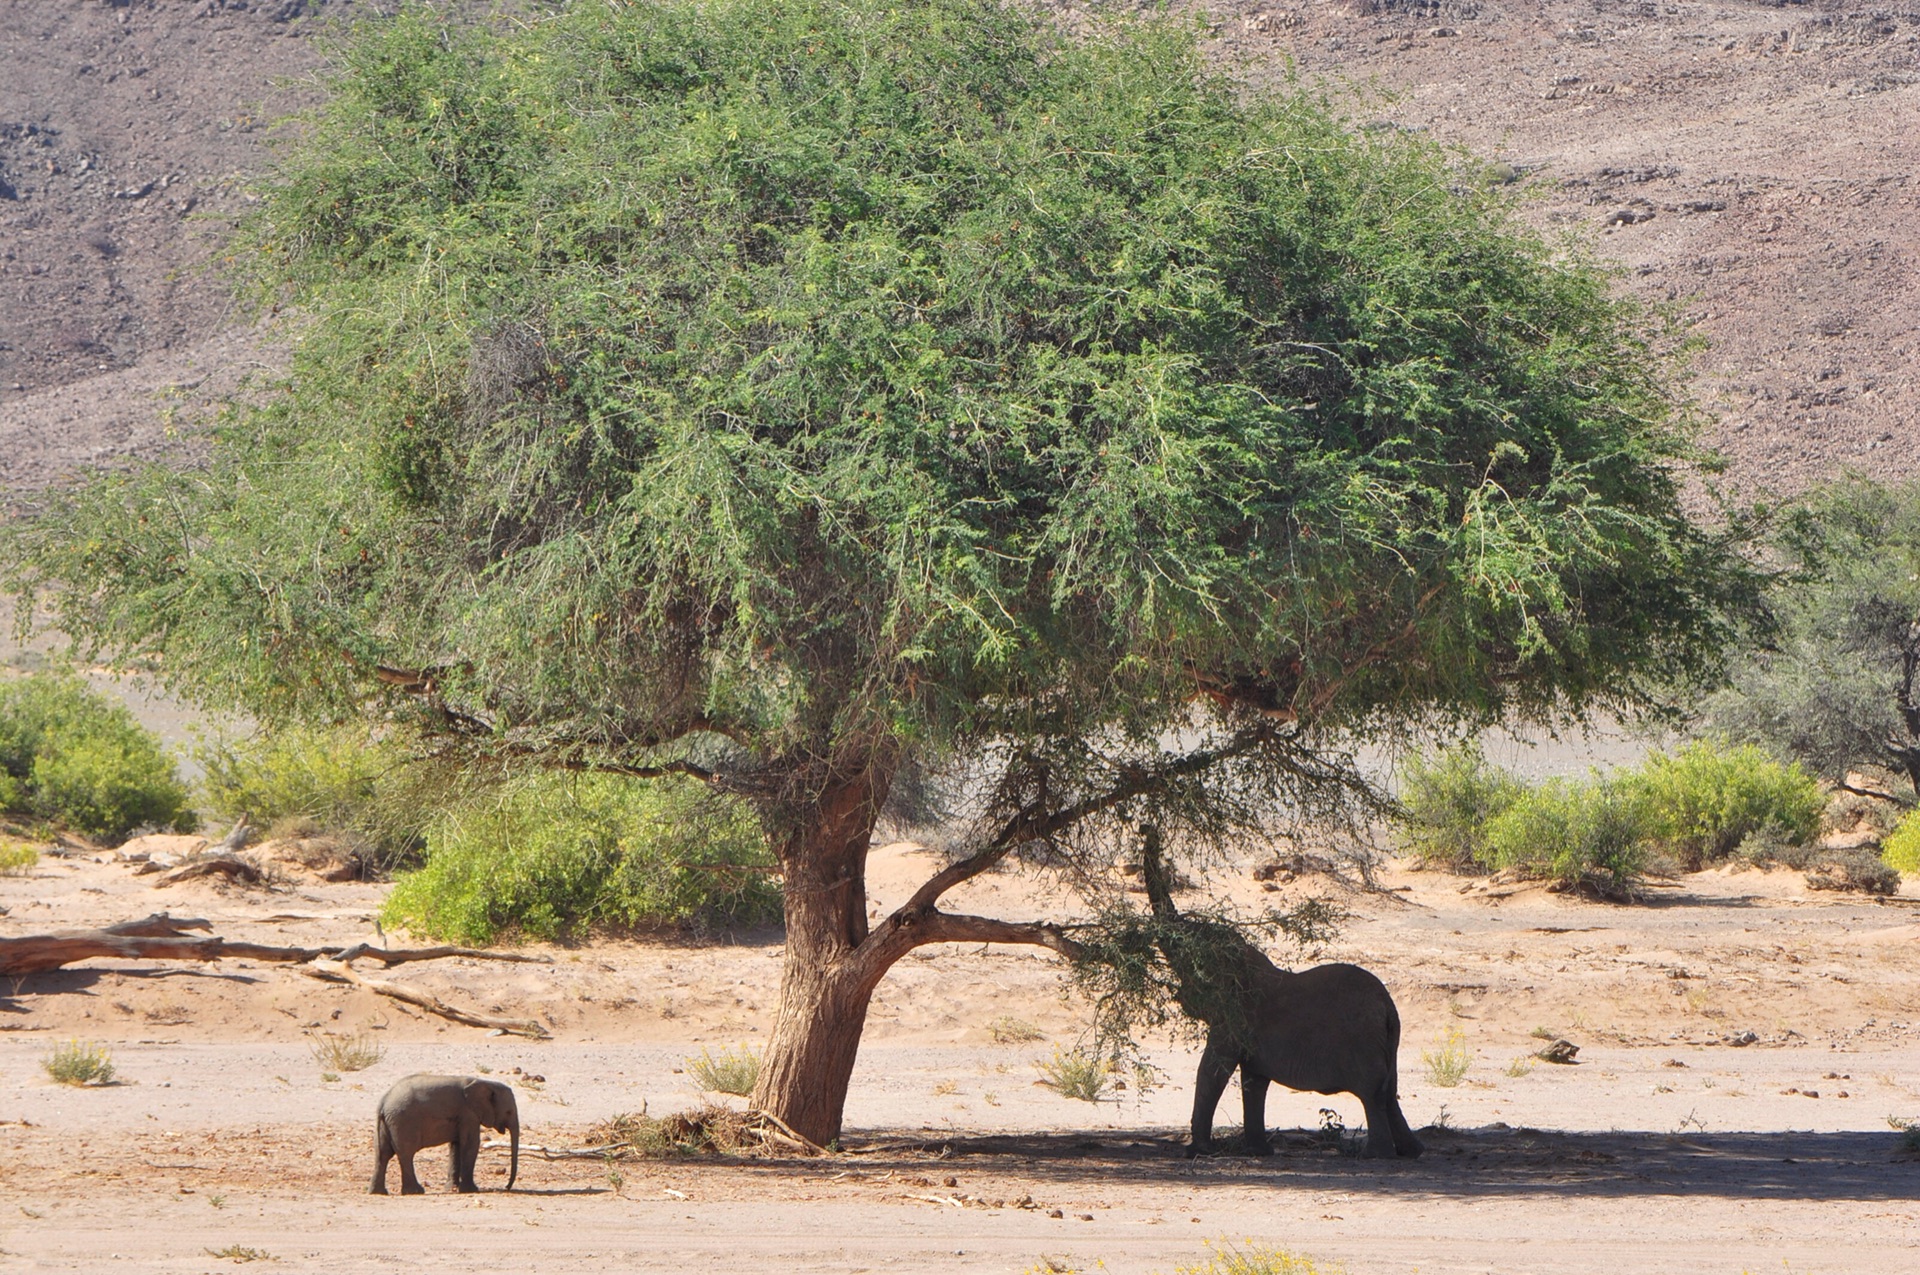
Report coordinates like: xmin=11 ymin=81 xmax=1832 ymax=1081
xmin=381 ymin=773 xmax=776 ymax=944
xmin=1705 ymin=477 xmax=1920 ymax=799
xmin=10 ymin=0 xmax=1753 ymax=793
xmin=43 ymin=1039 xmax=116 ymax=1086
xmin=1069 ymin=893 xmax=1344 ymax=1055
xmin=1034 ymin=1046 xmax=1116 ymax=1103
xmin=1395 ymin=738 xmax=1825 ymax=885
xmin=195 ymin=724 xmax=446 ymax=870
xmin=587 ymin=1105 xmax=754 ymax=1157
xmin=686 ymin=1045 xmax=761 ymax=1097
xmin=0 ymin=837 xmax=35 ymax=874
xmin=1630 ymin=739 xmax=1824 ymax=869
xmin=1421 ymin=1027 xmax=1472 ymax=1087
xmin=0 ymin=673 xmax=193 ymax=840
xmin=1394 ymin=741 xmax=1524 ymax=868
xmin=1883 ymin=809 xmax=1920 ymax=873
xmin=1481 ymin=774 xmax=1649 ymax=890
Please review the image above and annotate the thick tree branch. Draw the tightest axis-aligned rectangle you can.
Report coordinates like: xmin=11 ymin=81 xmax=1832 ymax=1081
xmin=899 ymin=723 xmax=1291 ymax=915
xmin=858 ymin=908 xmax=1085 ymax=976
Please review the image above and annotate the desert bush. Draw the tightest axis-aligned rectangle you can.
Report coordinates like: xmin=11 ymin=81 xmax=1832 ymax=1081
xmin=1631 ymin=740 xmax=1824 ymax=869
xmin=686 ymin=1045 xmax=760 ymax=1097
xmin=195 ymin=724 xmax=454 ymax=871
xmin=1036 ymin=1046 xmax=1116 ymax=1102
xmin=1394 ymin=742 xmax=1525 ymax=869
xmin=0 ymin=673 xmax=193 ymax=840
xmin=309 ymin=1030 xmax=384 ymax=1073
xmin=1421 ymin=1027 xmax=1472 ymax=1087
xmin=43 ymin=1039 xmax=116 ymax=1086
xmin=1882 ymin=809 xmax=1920 ymax=874
xmin=989 ymin=1015 xmax=1046 ymax=1044
xmin=0 ymin=837 xmax=36 ymax=874
xmin=1175 ymin=1241 xmax=1346 ymax=1275
xmin=1481 ymin=775 xmax=1649 ymax=889
xmin=380 ymin=772 xmax=777 ymax=944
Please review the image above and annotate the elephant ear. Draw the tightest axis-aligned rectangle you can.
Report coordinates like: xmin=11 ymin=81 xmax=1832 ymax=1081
xmin=459 ymin=1077 xmax=495 ymax=1118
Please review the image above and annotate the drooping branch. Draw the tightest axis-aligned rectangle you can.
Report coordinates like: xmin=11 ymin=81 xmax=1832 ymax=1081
xmin=898 ymin=721 xmax=1335 ymax=916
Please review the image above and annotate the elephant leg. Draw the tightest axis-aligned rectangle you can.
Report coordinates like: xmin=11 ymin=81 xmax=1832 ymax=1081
xmin=1386 ymin=1088 xmax=1424 ymax=1158
xmin=370 ymin=1118 xmax=393 ymax=1195
xmin=454 ymin=1123 xmax=480 ymax=1193
xmin=1358 ymin=1080 xmax=1403 ymax=1159
xmin=1186 ymin=1036 xmax=1239 ymax=1158
xmin=1238 ymin=1065 xmax=1274 ymax=1156
xmin=397 ymin=1146 xmax=425 ymax=1195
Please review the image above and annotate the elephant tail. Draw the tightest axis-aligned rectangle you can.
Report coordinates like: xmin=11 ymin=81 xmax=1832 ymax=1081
xmin=506 ymin=1109 xmax=519 ymax=1190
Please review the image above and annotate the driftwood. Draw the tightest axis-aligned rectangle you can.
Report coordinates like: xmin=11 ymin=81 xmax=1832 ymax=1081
xmin=153 ymin=853 xmax=264 ymax=888
xmin=298 ymin=958 xmax=551 ymax=1038
xmin=0 ymin=917 xmax=554 ymax=977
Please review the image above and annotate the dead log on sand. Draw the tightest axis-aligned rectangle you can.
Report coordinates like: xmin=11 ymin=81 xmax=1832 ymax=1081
xmin=0 ymin=917 xmax=553 ymax=977
xmin=298 ymin=958 xmax=551 ymax=1038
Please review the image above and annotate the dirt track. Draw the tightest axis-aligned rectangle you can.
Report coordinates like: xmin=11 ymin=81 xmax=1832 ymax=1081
xmin=3 ymin=845 xmax=1916 ymax=1273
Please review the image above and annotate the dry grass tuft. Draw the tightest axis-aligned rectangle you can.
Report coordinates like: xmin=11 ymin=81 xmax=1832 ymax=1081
xmin=686 ymin=1045 xmax=760 ymax=1096
xmin=309 ymin=1030 xmax=383 ymax=1073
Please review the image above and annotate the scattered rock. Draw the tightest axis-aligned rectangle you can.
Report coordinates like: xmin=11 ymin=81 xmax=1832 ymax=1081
xmin=1534 ymin=1039 xmax=1580 ymax=1064
xmin=1726 ymin=1030 xmax=1759 ymax=1047
xmin=1605 ymin=207 xmax=1655 ymax=226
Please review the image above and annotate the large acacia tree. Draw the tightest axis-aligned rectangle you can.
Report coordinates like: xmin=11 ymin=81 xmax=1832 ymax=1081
xmin=7 ymin=0 xmax=1755 ymax=1142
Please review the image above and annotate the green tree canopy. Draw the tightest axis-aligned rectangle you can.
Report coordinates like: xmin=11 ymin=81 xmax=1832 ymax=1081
xmin=1706 ymin=476 xmax=1920 ymax=803
xmin=6 ymin=0 xmax=1755 ymax=1141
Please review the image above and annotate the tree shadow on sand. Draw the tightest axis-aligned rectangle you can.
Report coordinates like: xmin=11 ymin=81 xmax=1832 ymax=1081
xmin=818 ymin=1125 xmax=1917 ymax=1202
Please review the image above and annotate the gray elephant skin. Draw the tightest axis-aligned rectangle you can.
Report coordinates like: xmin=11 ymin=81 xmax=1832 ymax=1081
xmin=1141 ymin=832 xmax=1422 ymax=1159
xmin=370 ymin=1073 xmax=520 ymax=1194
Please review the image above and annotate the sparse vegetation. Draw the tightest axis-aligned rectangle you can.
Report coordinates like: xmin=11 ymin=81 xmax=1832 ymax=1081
xmin=1036 ymin=1047 xmax=1116 ymax=1103
xmin=1888 ymin=1115 xmax=1920 ymax=1155
xmin=1882 ymin=810 xmax=1920 ymax=874
xmin=1395 ymin=742 xmax=1525 ymax=869
xmin=1175 ymin=1240 xmax=1346 ymax=1275
xmin=1421 ymin=1028 xmax=1472 ymax=1088
xmin=309 ymin=1031 xmax=383 ymax=1073
xmin=0 ymin=673 xmax=193 ymax=841
xmin=194 ymin=724 xmax=449 ymax=872
xmin=1395 ymin=739 xmax=1829 ymax=890
xmin=205 ymin=1246 xmax=273 ymax=1263
xmin=382 ymin=774 xmax=777 ymax=945
xmin=989 ymin=1016 xmax=1046 ymax=1044
xmin=0 ymin=839 xmax=35 ymax=875
xmin=686 ymin=1046 xmax=761 ymax=1097
xmin=42 ymin=1039 xmax=116 ymax=1086
xmin=1505 ymin=1056 xmax=1534 ymax=1078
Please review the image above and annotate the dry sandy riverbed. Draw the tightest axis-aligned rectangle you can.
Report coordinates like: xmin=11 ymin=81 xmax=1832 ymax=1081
xmin=3 ymin=843 xmax=1917 ymax=1274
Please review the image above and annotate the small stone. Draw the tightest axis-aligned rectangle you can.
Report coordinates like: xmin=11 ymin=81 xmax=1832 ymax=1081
xmin=1535 ymin=1039 xmax=1580 ymax=1064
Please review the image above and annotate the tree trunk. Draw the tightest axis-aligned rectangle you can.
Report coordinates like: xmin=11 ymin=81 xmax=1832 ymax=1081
xmin=749 ymin=767 xmax=890 ymax=1147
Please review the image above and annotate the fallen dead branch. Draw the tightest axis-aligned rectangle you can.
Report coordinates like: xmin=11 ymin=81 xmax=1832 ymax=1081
xmin=153 ymin=853 xmax=263 ymax=888
xmin=299 ymin=958 xmax=551 ymax=1038
xmin=0 ymin=918 xmax=554 ymax=977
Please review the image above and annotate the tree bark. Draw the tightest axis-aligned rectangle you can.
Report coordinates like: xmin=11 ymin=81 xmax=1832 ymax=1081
xmin=749 ymin=768 xmax=890 ymax=1147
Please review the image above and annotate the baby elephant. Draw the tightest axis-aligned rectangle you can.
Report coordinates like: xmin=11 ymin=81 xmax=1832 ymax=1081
xmin=370 ymin=1074 xmax=520 ymax=1195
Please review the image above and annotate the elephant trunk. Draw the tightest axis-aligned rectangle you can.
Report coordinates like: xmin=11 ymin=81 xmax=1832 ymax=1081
xmin=1139 ymin=824 xmax=1180 ymax=924
xmin=506 ymin=1107 xmax=519 ymax=1190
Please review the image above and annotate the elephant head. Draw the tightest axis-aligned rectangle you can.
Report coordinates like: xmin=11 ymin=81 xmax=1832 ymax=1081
xmin=462 ymin=1077 xmax=520 ymax=1189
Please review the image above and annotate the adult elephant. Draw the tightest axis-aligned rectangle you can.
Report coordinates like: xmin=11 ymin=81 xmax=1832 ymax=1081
xmin=370 ymin=1074 xmax=521 ymax=1194
xmin=1141 ymin=830 xmax=1422 ymax=1160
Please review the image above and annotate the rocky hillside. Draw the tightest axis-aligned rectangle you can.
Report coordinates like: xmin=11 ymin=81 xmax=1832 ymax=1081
xmin=2 ymin=0 xmax=1914 ymax=498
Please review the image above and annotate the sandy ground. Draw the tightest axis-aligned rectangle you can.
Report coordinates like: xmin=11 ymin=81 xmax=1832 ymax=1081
xmin=3 ymin=842 xmax=1917 ymax=1274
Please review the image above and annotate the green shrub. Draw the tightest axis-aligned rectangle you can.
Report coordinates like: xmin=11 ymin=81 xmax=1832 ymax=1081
xmin=381 ymin=773 xmax=777 ymax=944
xmin=0 ymin=840 xmax=34 ymax=874
xmin=1633 ymin=740 xmax=1824 ymax=869
xmin=194 ymin=724 xmax=444 ymax=870
xmin=43 ymin=1039 xmax=116 ymax=1086
xmin=0 ymin=673 xmax=193 ymax=840
xmin=1035 ymin=1046 xmax=1116 ymax=1102
xmin=686 ymin=1046 xmax=761 ymax=1097
xmin=1394 ymin=742 xmax=1525 ymax=869
xmin=1481 ymin=775 xmax=1649 ymax=889
xmin=1883 ymin=809 xmax=1920 ymax=874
